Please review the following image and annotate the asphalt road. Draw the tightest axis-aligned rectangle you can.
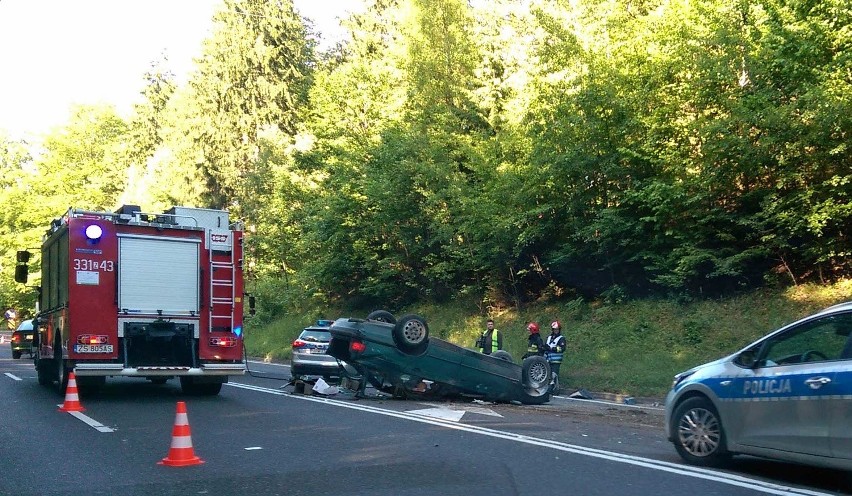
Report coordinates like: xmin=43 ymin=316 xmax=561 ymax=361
xmin=1 ymin=351 xmax=849 ymax=496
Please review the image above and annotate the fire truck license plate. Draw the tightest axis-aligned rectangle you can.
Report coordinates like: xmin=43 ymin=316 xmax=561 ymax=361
xmin=75 ymin=344 xmax=114 ymax=353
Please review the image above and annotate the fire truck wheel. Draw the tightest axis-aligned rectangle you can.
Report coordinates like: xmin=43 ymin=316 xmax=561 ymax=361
xmin=202 ymin=383 xmax=222 ymax=395
xmin=179 ymin=377 xmax=223 ymax=396
xmin=77 ymin=376 xmax=105 ymax=394
xmin=36 ymin=354 xmax=52 ymax=386
xmin=55 ymin=356 xmax=69 ymax=394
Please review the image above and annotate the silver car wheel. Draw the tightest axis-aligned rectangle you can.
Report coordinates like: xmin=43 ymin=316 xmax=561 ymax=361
xmin=527 ymin=361 xmax=549 ymax=385
xmin=392 ymin=315 xmax=430 ymax=355
xmin=399 ymin=319 xmax=427 ymax=345
xmin=677 ymin=406 xmax=721 ymax=458
xmin=521 ymin=355 xmax=551 ymax=402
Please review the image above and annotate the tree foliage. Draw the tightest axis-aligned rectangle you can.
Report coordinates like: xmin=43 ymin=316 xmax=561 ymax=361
xmin=1 ymin=0 xmax=849 ymax=316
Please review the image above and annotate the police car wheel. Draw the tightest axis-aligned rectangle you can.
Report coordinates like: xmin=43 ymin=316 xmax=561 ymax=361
xmin=672 ymin=397 xmax=729 ymax=467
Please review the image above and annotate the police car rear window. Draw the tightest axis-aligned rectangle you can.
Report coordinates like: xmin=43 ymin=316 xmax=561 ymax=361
xmin=299 ymin=329 xmax=331 ymax=343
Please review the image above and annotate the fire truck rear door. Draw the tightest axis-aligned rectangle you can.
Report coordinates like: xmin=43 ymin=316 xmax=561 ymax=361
xmin=118 ymin=235 xmax=200 ymax=314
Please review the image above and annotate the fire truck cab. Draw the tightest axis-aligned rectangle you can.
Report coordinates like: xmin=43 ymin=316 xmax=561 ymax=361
xmin=15 ymin=205 xmax=248 ymax=395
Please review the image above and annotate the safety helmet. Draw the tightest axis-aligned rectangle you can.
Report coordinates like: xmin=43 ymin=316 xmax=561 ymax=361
xmin=551 ymin=320 xmax=561 ymax=330
xmin=527 ymin=322 xmax=540 ymax=333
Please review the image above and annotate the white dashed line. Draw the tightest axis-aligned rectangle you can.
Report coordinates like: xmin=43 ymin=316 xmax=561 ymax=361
xmin=57 ymin=407 xmax=116 ymax=433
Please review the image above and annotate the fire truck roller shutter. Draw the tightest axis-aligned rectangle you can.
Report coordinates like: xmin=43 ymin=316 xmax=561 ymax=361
xmin=118 ymin=235 xmax=201 ymax=314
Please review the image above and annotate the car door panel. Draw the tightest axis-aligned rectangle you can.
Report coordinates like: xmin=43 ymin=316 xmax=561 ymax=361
xmin=732 ymin=366 xmax=836 ymax=457
xmin=733 ymin=312 xmax=851 ymax=457
xmin=829 ymin=368 xmax=852 ymax=459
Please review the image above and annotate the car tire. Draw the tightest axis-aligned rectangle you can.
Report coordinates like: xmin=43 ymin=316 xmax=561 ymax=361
xmin=491 ymin=350 xmax=513 ymax=363
xmin=180 ymin=376 xmax=223 ymax=396
xmin=392 ymin=314 xmax=429 ymax=355
xmin=12 ymin=350 xmax=21 ymax=359
xmin=36 ymin=352 xmax=52 ymax=386
xmin=672 ymin=396 xmax=730 ymax=467
xmin=520 ymin=355 xmax=551 ymax=403
xmin=198 ymin=383 xmax=223 ymax=395
xmin=55 ymin=337 xmax=68 ymax=394
xmin=77 ymin=376 xmax=106 ymax=393
xmin=367 ymin=310 xmax=396 ymax=324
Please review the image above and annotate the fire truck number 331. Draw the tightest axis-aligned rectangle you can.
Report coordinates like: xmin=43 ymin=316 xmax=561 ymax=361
xmin=74 ymin=258 xmax=115 ymax=271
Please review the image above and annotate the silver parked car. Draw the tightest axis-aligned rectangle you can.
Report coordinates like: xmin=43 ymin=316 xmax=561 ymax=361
xmin=290 ymin=320 xmax=354 ymax=382
xmin=665 ymin=301 xmax=852 ymax=471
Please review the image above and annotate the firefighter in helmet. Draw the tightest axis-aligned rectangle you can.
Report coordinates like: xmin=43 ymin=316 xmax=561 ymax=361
xmin=524 ymin=322 xmax=545 ymax=358
xmin=546 ymin=320 xmax=567 ymax=378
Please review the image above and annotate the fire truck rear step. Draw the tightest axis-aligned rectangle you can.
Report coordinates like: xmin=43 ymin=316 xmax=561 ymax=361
xmin=73 ymin=364 xmax=245 ymax=376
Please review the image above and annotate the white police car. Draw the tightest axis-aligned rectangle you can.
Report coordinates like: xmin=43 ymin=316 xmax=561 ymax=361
xmin=665 ymin=301 xmax=852 ymax=471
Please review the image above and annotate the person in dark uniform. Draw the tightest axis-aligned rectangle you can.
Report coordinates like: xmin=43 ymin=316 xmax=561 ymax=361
xmin=545 ymin=320 xmax=566 ymax=377
xmin=546 ymin=320 xmax=567 ymax=394
xmin=524 ymin=322 xmax=545 ymax=358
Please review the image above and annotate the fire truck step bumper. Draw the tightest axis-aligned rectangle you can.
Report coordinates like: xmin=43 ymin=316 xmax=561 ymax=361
xmin=73 ymin=364 xmax=247 ymax=376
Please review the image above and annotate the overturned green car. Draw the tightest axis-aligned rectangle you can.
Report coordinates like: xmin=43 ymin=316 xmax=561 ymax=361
xmin=326 ymin=311 xmax=551 ymax=405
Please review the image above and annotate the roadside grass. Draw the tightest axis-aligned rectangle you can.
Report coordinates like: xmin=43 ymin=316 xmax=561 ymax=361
xmin=244 ymin=280 xmax=851 ymax=397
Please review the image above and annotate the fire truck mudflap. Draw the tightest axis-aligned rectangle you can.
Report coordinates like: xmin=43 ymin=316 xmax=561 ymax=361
xmin=16 ymin=205 xmax=248 ymax=396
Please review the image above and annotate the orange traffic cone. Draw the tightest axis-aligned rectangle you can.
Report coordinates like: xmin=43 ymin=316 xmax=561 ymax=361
xmin=159 ymin=401 xmax=204 ymax=467
xmin=58 ymin=372 xmax=85 ymax=412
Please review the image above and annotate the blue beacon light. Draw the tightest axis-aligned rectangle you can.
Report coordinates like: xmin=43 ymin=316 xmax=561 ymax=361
xmin=85 ymin=224 xmax=103 ymax=241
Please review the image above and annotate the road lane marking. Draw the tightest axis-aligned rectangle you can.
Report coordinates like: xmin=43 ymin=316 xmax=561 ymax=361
xmin=557 ymin=395 xmax=665 ymax=411
xmin=56 ymin=407 xmax=115 ymax=432
xmin=227 ymin=381 xmax=831 ymax=496
xmin=4 ymin=372 xmax=22 ymax=381
xmin=406 ymin=407 xmax=466 ymax=422
xmin=411 ymin=402 xmax=504 ymax=420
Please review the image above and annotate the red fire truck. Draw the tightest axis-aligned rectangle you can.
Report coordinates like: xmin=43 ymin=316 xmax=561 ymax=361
xmin=14 ymin=205 xmax=248 ymax=395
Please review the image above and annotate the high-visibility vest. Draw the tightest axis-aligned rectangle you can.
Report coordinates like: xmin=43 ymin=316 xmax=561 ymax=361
xmin=546 ymin=334 xmax=566 ymax=363
xmin=479 ymin=330 xmax=500 ymax=353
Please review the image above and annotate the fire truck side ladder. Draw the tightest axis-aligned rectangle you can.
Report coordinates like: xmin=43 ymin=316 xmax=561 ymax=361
xmin=209 ymin=239 xmax=235 ymax=334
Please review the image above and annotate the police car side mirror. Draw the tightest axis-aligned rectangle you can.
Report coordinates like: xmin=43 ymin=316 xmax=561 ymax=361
xmin=735 ymin=350 xmax=759 ymax=368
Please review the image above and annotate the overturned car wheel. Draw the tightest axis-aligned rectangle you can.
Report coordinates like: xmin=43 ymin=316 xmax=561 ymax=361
xmin=392 ymin=314 xmax=429 ymax=355
xmin=520 ymin=355 xmax=551 ymax=404
xmin=491 ymin=350 xmax=514 ymax=363
xmin=367 ymin=310 xmax=396 ymax=324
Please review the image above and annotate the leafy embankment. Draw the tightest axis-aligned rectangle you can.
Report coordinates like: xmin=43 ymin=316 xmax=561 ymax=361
xmin=244 ymin=280 xmax=851 ymax=397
